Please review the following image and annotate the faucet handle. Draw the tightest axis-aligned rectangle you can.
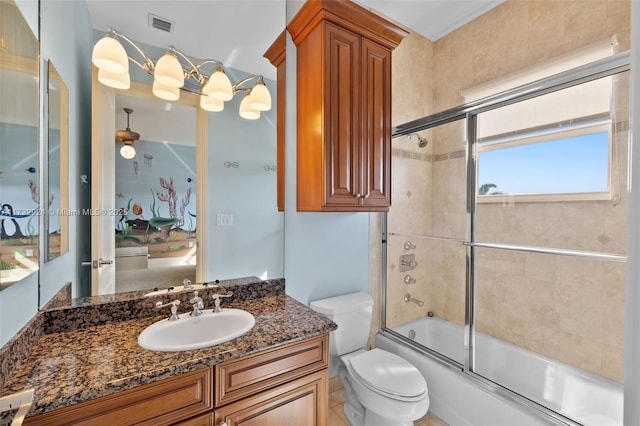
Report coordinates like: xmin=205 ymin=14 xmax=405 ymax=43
xmin=155 ymin=299 xmax=181 ymax=321
xmin=211 ymin=291 xmax=233 ymax=313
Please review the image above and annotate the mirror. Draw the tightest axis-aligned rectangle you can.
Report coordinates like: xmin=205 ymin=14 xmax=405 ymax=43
xmin=0 ymin=0 xmax=40 ymax=290
xmin=46 ymin=60 xmax=69 ymax=261
xmin=103 ymin=77 xmax=284 ymax=295
xmin=113 ymin=90 xmax=198 ymax=293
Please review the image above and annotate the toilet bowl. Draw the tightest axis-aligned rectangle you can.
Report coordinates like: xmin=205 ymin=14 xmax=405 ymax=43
xmin=309 ymin=292 xmax=430 ymax=426
xmin=339 ymin=349 xmax=430 ymax=426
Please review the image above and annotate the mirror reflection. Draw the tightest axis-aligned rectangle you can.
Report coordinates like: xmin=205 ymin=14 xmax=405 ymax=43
xmin=0 ymin=0 xmax=39 ymax=289
xmin=113 ymin=92 xmax=198 ymax=293
xmin=46 ymin=60 xmax=69 ymax=261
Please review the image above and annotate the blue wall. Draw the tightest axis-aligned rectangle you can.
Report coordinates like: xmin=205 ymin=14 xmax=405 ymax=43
xmin=207 ymin=72 xmax=284 ymax=281
xmin=282 ymin=2 xmax=371 ymax=306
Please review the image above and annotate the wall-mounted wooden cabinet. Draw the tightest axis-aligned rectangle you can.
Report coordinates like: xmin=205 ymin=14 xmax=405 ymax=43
xmin=288 ymin=0 xmax=407 ymax=212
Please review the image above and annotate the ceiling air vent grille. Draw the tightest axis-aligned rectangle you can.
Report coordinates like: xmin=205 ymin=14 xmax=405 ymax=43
xmin=148 ymin=14 xmax=173 ymax=33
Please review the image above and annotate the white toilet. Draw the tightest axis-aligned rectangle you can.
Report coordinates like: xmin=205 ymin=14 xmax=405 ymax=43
xmin=310 ymin=292 xmax=430 ymax=426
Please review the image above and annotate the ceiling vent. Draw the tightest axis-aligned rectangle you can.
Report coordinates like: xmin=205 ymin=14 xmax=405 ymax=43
xmin=148 ymin=13 xmax=174 ymax=33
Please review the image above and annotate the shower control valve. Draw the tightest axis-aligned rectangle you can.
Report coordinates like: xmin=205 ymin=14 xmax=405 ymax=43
xmin=404 ymin=274 xmax=416 ymax=284
xmin=404 ymin=241 xmax=416 ymax=250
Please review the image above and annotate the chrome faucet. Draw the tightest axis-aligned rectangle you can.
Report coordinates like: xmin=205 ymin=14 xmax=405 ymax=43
xmin=189 ymin=291 xmax=204 ymax=316
xmin=211 ymin=291 xmax=233 ymax=313
xmin=182 ymin=278 xmax=195 ymax=291
xmin=156 ymin=299 xmax=181 ymax=321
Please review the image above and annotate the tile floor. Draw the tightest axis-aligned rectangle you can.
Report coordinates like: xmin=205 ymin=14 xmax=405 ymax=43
xmin=328 ymin=377 xmax=447 ymax=426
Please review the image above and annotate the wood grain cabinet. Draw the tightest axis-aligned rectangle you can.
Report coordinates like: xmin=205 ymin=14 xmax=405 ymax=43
xmin=24 ymin=367 xmax=213 ymax=426
xmin=214 ymin=370 xmax=327 ymax=426
xmin=288 ymin=0 xmax=408 ymax=212
xmin=24 ymin=335 xmax=329 ymax=426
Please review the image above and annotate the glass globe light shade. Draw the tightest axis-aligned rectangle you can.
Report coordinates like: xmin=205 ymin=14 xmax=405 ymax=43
xmin=152 ymin=80 xmax=180 ymax=101
xmin=200 ymin=95 xmax=224 ymax=112
xmin=154 ymin=52 xmax=184 ymax=88
xmin=239 ymin=94 xmax=260 ymax=120
xmin=98 ymin=68 xmax=130 ymax=90
xmin=120 ymin=144 xmax=136 ymax=159
xmin=206 ymin=70 xmax=233 ymax=101
xmin=92 ymin=35 xmax=129 ymax=74
xmin=248 ymin=82 xmax=271 ymax=111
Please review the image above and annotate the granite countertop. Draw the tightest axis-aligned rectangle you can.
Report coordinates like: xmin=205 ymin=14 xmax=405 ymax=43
xmin=2 ymin=285 xmax=336 ymax=419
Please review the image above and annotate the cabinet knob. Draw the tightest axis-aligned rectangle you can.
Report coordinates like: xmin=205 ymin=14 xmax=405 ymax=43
xmin=219 ymin=422 xmax=228 ymax=426
xmin=355 ymin=193 xmax=361 ymax=198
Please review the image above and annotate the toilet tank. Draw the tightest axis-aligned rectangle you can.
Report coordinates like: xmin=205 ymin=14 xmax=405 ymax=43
xmin=310 ymin=292 xmax=374 ymax=356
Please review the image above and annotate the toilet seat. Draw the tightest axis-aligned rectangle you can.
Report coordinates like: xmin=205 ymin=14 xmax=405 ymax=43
xmin=348 ymin=348 xmax=427 ymax=402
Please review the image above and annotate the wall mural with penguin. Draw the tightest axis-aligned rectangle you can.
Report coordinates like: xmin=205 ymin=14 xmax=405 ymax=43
xmin=0 ymin=122 xmax=41 ymax=286
xmin=115 ymin=139 xmax=196 ymax=263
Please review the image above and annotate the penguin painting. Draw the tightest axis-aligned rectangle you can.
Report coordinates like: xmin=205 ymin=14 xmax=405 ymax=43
xmin=1 ymin=204 xmax=26 ymax=239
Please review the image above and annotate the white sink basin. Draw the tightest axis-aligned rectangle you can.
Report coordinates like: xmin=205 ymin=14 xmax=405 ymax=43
xmin=138 ymin=309 xmax=255 ymax=352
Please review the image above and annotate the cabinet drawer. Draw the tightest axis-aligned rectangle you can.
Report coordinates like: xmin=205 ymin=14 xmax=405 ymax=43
xmin=215 ymin=334 xmax=329 ymax=406
xmin=25 ymin=367 xmax=213 ymax=426
xmin=215 ymin=369 xmax=328 ymax=426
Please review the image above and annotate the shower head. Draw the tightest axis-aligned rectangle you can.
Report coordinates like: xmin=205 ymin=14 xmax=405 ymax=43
xmin=417 ymin=135 xmax=429 ymax=148
xmin=407 ymin=133 xmax=429 ymax=148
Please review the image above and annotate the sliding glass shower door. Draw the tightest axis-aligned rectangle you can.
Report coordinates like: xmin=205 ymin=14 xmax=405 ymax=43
xmin=382 ymin=54 xmax=630 ymax=425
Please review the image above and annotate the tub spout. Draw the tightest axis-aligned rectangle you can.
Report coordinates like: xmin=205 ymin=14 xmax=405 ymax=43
xmin=404 ymin=293 xmax=424 ymax=307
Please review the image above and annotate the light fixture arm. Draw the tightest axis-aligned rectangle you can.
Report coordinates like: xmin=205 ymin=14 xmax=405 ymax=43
xmin=232 ymin=75 xmax=264 ymax=93
xmin=170 ymin=45 xmax=206 ymax=84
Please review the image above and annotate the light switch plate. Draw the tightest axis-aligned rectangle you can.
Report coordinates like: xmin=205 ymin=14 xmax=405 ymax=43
xmin=216 ymin=214 xmax=233 ymax=226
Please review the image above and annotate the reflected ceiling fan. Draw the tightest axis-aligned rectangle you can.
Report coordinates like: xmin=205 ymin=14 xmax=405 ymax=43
xmin=115 ymin=107 xmax=140 ymax=159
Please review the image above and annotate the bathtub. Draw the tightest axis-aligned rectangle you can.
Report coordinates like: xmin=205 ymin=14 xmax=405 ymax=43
xmin=376 ymin=316 xmax=622 ymax=426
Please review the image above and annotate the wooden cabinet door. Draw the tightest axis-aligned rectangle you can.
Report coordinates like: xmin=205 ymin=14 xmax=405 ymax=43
xmin=323 ymin=23 xmax=362 ymax=208
xmin=214 ymin=370 xmax=328 ymax=426
xmin=360 ymin=38 xmax=392 ymax=208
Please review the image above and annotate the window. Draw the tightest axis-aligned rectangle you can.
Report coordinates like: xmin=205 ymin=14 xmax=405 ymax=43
xmin=464 ymin=39 xmax=615 ymax=202
xmin=476 ymin=120 xmax=611 ymax=200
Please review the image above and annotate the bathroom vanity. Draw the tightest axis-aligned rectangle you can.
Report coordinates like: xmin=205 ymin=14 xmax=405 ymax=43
xmin=0 ymin=279 xmax=336 ymax=425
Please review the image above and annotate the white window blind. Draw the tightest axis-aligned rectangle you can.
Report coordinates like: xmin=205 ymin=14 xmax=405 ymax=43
xmin=462 ymin=38 xmax=615 ymax=141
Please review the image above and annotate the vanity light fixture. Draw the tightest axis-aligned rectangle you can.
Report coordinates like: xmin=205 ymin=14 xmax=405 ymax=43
xmin=116 ymin=108 xmax=140 ymax=159
xmin=92 ymin=28 xmax=271 ymax=119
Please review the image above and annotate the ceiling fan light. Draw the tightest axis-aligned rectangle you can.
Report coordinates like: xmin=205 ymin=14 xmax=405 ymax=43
xmin=98 ymin=68 xmax=130 ymax=90
xmin=152 ymin=80 xmax=180 ymax=101
xmin=154 ymin=52 xmax=184 ymax=88
xmin=92 ymin=35 xmax=129 ymax=74
xmin=248 ymin=82 xmax=271 ymax=111
xmin=207 ymin=70 xmax=233 ymax=101
xmin=120 ymin=144 xmax=136 ymax=159
xmin=239 ymin=93 xmax=260 ymax=120
xmin=200 ymin=95 xmax=224 ymax=112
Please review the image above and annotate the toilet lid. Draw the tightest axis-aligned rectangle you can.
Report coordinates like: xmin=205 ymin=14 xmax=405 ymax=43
xmin=350 ymin=348 xmax=427 ymax=398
